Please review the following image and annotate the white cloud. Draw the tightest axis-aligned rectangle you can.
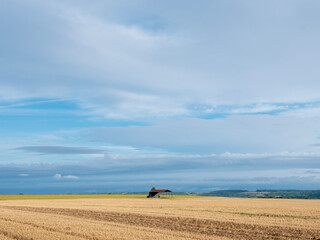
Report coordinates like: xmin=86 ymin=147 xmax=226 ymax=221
xmin=63 ymin=175 xmax=80 ymax=180
xmin=81 ymin=115 xmax=320 ymax=154
xmin=54 ymin=173 xmax=79 ymax=180
xmin=220 ymin=151 xmax=320 ymax=158
xmin=53 ymin=173 xmax=62 ymax=179
xmin=228 ymin=104 xmax=286 ymax=114
xmin=281 ymin=107 xmax=320 ymax=118
xmin=18 ymin=174 xmax=29 ymax=177
xmin=1 ymin=1 xmax=320 ymax=120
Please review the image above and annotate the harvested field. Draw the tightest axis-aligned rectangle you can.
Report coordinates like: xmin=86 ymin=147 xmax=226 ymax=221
xmin=0 ymin=197 xmax=319 ymax=239
xmin=0 ymin=194 xmax=199 ymax=201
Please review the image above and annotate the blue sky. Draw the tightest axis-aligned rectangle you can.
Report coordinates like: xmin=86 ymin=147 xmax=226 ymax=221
xmin=1 ymin=0 xmax=320 ymax=194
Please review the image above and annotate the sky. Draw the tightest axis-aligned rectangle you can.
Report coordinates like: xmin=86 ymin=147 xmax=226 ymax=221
xmin=1 ymin=0 xmax=320 ymax=194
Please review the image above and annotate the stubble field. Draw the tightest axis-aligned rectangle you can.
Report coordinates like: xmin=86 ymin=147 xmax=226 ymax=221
xmin=0 ymin=196 xmax=319 ymax=239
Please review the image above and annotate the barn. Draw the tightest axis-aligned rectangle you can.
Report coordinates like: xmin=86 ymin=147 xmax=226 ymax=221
xmin=147 ymin=189 xmax=172 ymax=198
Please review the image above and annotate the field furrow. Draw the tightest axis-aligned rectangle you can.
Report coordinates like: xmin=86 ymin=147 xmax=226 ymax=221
xmin=0 ymin=216 xmax=91 ymax=240
xmin=0 ymin=205 xmax=216 ymax=240
xmin=0 ymin=231 xmax=24 ymax=240
xmin=3 ymin=205 xmax=320 ymax=240
xmin=0 ymin=233 xmax=15 ymax=240
xmin=0 ymin=215 xmax=89 ymax=240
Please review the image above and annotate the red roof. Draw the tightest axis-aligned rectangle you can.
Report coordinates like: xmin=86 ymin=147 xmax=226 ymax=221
xmin=149 ymin=189 xmax=171 ymax=193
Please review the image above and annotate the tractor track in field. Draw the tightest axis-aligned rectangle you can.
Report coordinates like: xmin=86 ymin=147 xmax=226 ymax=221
xmin=0 ymin=216 xmax=90 ymax=240
xmin=2 ymin=206 xmax=320 ymax=239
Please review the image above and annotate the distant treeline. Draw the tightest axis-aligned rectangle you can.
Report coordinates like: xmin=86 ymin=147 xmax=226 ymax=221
xmin=81 ymin=190 xmax=320 ymax=199
xmin=200 ymin=190 xmax=320 ymax=199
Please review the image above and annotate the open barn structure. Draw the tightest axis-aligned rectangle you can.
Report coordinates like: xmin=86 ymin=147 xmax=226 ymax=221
xmin=147 ymin=189 xmax=172 ymax=198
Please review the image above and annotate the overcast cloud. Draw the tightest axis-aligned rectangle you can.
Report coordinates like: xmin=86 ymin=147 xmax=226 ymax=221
xmin=1 ymin=0 xmax=320 ymax=193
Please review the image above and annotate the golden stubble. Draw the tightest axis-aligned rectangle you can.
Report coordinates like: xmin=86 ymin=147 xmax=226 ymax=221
xmin=0 ymin=197 xmax=319 ymax=239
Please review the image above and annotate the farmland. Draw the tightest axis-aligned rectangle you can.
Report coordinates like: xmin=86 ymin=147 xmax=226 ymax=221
xmin=0 ymin=196 xmax=319 ymax=239
xmin=0 ymin=194 xmax=148 ymax=201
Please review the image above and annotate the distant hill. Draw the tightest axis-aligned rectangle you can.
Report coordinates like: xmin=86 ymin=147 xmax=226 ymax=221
xmin=200 ymin=190 xmax=320 ymax=199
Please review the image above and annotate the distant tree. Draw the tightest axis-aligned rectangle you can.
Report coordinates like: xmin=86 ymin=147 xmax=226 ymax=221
xmin=150 ymin=187 xmax=156 ymax=191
